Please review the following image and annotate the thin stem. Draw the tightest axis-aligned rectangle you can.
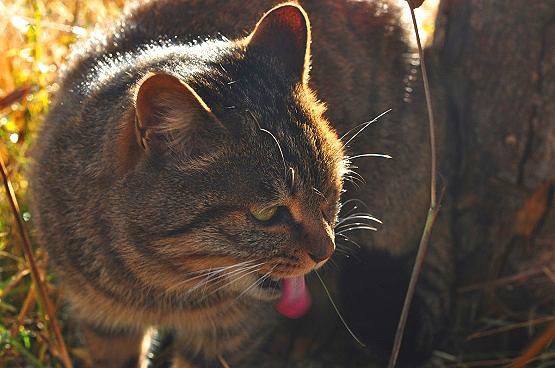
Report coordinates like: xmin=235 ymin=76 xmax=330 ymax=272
xmin=0 ymin=153 xmax=73 ymax=368
xmin=509 ymin=322 xmax=555 ymax=368
xmin=218 ymin=355 xmax=231 ymax=368
xmin=387 ymin=2 xmax=439 ymax=367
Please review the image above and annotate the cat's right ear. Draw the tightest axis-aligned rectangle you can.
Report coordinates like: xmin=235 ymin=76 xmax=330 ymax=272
xmin=133 ymin=73 xmax=221 ymax=156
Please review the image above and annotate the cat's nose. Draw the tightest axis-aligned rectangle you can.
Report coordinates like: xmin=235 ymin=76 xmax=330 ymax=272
xmin=287 ymin=201 xmax=335 ymax=264
xmin=307 ymin=238 xmax=335 ymax=263
xmin=303 ymin=222 xmax=335 ymax=264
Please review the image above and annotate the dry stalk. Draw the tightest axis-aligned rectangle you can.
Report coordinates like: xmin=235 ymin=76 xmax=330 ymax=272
xmin=218 ymin=355 xmax=231 ymax=368
xmin=510 ymin=322 xmax=555 ymax=367
xmin=458 ymin=269 xmax=543 ymax=293
xmin=0 ymin=86 xmax=33 ymax=112
xmin=16 ymin=284 xmax=37 ymax=328
xmin=0 ymin=143 xmax=73 ymax=366
xmin=387 ymin=1 xmax=440 ymax=366
xmin=466 ymin=315 xmax=555 ymax=341
xmin=0 ymin=268 xmax=30 ymax=298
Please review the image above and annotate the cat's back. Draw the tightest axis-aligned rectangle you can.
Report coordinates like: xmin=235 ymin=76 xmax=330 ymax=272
xmin=61 ymin=0 xmax=407 ymax=114
xmin=34 ymin=0 xmax=423 ymax=254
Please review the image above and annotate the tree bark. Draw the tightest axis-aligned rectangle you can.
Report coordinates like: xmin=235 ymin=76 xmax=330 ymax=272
xmin=434 ymin=0 xmax=555 ymax=353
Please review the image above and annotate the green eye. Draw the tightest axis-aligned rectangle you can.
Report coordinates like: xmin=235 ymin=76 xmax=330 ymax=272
xmin=250 ymin=206 xmax=278 ymax=222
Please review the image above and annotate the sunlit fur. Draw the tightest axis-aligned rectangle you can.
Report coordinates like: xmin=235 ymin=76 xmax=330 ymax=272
xmin=29 ymin=1 xmax=349 ymax=365
xmin=30 ymin=0 xmax=453 ymax=366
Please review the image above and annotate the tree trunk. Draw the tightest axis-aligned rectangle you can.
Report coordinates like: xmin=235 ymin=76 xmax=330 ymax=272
xmin=433 ymin=0 xmax=555 ymax=355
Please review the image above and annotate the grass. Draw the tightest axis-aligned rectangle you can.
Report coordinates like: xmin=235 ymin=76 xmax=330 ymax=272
xmin=0 ymin=1 xmax=123 ymax=366
xmin=0 ymin=1 xmax=552 ymax=367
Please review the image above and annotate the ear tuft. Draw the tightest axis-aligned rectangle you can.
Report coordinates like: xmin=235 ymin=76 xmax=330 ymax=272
xmin=248 ymin=3 xmax=311 ymax=83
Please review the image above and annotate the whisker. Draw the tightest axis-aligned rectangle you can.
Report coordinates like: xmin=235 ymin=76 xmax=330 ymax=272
xmin=338 ymin=205 xmax=362 ymax=220
xmin=312 ymin=187 xmax=325 ymax=199
xmin=199 ymin=262 xmax=265 ymax=301
xmin=340 ymin=198 xmax=369 ymax=210
xmin=344 ymin=169 xmax=366 ymax=185
xmin=336 ymin=214 xmax=382 ymax=226
xmin=198 ymin=266 xmax=250 ymax=296
xmin=347 ymin=153 xmax=392 ymax=160
xmin=336 ymin=222 xmax=378 ymax=231
xmin=341 ymin=109 xmax=392 ymax=149
xmin=195 ymin=262 xmax=262 ymax=294
xmin=342 ymin=175 xmax=362 ymax=188
xmin=173 ymin=261 xmax=261 ymax=301
xmin=236 ymin=264 xmax=277 ymax=300
xmin=247 ymin=109 xmax=287 ymax=182
xmin=314 ymin=270 xmax=365 ymax=347
xmin=336 ymin=234 xmax=362 ymax=249
xmin=334 ymin=247 xmax=353 ymax=258
xmin=167 ymin=260 xmax=256 ymax=293
xmin=145 ymin=261 xmax=257 ymax=308
xmin=260 ymin=127 xmax=287 ymax=180
xmin=336 ymin=226 xmax=377 ymax=234
xmin=289 ymin=167 xmax=295 ymax=192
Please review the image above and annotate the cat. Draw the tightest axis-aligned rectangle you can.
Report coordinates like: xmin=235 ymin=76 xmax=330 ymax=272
xmin=30 ymin=0 xmax=453 ymax=366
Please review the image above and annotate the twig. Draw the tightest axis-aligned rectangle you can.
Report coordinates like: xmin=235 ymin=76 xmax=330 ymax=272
xmin=218 ymin=355 xmax=231 ymax=368
xmin=0 ymin=86 xmax=33 ymax=112
xmin=542 ymin=266 xmax=555 ymax=285
xmin=509 ymin=322 xmax=555 ymax=368
xmin=13 ymin=284 xmax=37 ymax=335
xmin=458 ymin=269 xmax=543 ymax=293
xmin=0 ymin=268 xmax=30 ymax=298
xmin=0 ymin=150 xmax=73 ymax=367
xmin=388 ymin=1 xmax=440 ymax=367
xmin=443 ymin=352 xmax=555 ymax=368
xmin=466 ymin=315 xmax=555 ymax=341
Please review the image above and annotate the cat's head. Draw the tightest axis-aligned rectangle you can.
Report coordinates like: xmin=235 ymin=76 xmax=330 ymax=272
xmin=115 ymin=4 xmax=345 ymax=306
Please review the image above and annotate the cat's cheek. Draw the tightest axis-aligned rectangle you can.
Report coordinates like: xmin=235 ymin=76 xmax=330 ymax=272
xmin=225 ymin=273 xmax=282 ymax=302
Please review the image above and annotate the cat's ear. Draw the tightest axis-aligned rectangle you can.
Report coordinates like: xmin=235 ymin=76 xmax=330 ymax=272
xmin=247 ymin=3 xmax=311 ymax=83
xmin=134 ymin=73 xmax=220 ymax=156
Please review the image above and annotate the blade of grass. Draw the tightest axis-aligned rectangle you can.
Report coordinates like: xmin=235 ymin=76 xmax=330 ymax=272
xmin=0 ymin=142 xmax=72 ymax=367
xmin=388 ymin=1 xmax=440 ymax=366
xmin=0 ymin=325 xmax=46 ymax=368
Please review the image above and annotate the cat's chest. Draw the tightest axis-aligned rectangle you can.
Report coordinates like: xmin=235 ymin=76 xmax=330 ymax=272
xmin=173 ymin=298 xmax=278 ymax=362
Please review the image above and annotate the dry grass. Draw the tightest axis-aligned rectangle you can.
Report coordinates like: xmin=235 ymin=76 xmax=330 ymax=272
xmin=0 ymin=1 xmax=123 ymax=366
xmin=0 ymin=1 xmax=552 ymax=367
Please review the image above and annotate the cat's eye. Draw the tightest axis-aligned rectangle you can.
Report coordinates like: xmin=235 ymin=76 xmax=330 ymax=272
xmin=250 ymin=206 xmax=278 ymax=222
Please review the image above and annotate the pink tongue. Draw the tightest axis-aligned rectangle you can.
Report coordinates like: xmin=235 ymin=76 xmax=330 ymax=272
xmin=275 ymin=276 xmax=311 ymax=319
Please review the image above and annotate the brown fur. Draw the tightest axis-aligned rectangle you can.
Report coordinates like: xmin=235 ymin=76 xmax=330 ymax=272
xmin=30 ymin=0 xmax=453 ymax=366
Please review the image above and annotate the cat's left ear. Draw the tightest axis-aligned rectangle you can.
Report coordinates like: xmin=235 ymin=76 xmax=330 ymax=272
xmin=247 ymin=3 xmax=311 ymax=84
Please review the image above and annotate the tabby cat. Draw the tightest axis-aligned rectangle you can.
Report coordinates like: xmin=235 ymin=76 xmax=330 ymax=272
xmin=30 ymin=0 xmax=453 ymax=366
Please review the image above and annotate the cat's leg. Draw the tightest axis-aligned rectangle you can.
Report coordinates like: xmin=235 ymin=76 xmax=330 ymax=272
xmin=171 ymin=350 xmax=221 ymax=368
xmin=170 ymin=333 xmax=220 ymax=368
xmin=80 ymin=323 xmax=145 ymax=368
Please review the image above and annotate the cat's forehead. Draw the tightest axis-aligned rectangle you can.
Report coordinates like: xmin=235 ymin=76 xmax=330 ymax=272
xmin=247 ymin=118 xmax=343 ymax=204
xmin=185 ymin=48 xmax=344 ymax=202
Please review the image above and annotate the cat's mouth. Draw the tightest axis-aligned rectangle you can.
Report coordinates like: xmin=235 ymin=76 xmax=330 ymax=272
xmin=255 ymin=273 xmax=312 ymax=319
xmin=258 ymin=276 xmax=281 ymax=290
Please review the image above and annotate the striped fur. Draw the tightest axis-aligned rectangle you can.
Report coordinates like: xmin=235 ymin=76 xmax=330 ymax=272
xmin=30 ymin=0 xmax=453 ymax=366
